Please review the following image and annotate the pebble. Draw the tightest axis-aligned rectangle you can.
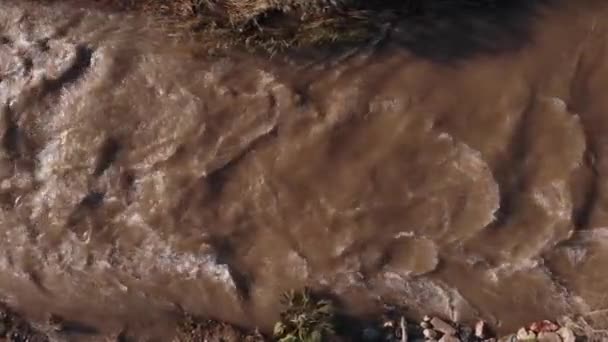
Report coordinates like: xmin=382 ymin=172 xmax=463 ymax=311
xmin=475 ymin=320 xmax=487 ymax=339
xmin=439 ymin=335 xmax=461 ymax=342
xmin=557 ymin=326 xmax=575 ymax=342
xmin=530 ymin=320 xmax=559 ymax=333
xmin=517 ymin=328 xmax=536 ymax=341
xmin=537 ymin=331 xmax=561 ymax=342
xmin=430 ymin=317 xmax=457 ymax=336
xmin=384 ymin=320 xmax=395 ymax=328
xmin=423 ymin=328 xmax=438 ymax=339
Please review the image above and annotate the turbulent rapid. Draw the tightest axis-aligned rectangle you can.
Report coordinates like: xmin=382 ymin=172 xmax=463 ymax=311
xmin=1 ymin=0 xmax=608 ymax=339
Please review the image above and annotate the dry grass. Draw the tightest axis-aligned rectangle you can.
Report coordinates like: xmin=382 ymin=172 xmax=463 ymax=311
xmin=76 ymin=0 xmax=412 ymax=53
xmin=33 ymin=0 xmax=530 ymax=54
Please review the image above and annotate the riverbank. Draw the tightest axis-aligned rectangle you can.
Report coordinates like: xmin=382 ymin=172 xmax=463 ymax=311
xmin=32 ymin=0 xmax=548 ymax=54
xmin=0 ymin=294 xmax=598 ymax=341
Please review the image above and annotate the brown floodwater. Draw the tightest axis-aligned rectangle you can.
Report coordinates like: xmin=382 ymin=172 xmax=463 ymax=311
xmin=2 ymin=0 xmax=608 ymax=340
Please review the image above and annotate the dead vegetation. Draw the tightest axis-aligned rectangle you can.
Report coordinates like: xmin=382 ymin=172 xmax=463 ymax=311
xmin=33 ymin=0 xmax=519 ymax=54
xmin=174 ymin=314 xmax=266 ymax=342
xmin=272 ymin=288 xmax=337 ymax=342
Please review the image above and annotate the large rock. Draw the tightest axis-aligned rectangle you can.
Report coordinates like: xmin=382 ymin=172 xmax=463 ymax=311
xmin=1 ymin=0 xmax=608 ymax=338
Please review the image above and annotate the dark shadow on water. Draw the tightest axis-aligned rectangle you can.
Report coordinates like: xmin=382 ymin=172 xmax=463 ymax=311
xmin=388 ymin=0 xmax=554 ymax=62
xmin=290 ymin=0 xmax=556 ymax=64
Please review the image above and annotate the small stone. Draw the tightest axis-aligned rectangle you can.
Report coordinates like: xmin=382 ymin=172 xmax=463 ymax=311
xmin=475 ymin=320 xmax=487 ymax=339
xmin=423 ymin=315 xmax=432 ymax=322
xmin=430 ymin=318 xmax=457 ymax=336
xmin=497 ymin=334 xmax=517 ymax=342
xmin=439 ymin=335 xmax=461 ymax=342
xmin=517 ymin=328 xmax=536 ymax=341
xmin=530 ymin=320 xmax=559 ymax=333
xmin=384 ymin=320 xmax=395 ymax=328
xmin=423 ymin=328 xmax=438 ymax=339
xmin=537 ymin=331 xmax=561 ymax=342
xmin=421 ymin=322 xmax=431 ymax=329
xmin=557 ymin=326 xmax=575 ymax=342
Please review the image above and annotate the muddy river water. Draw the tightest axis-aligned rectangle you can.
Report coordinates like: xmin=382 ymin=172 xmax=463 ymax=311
xmin=1 ymin=0 xmax=608 ymax=339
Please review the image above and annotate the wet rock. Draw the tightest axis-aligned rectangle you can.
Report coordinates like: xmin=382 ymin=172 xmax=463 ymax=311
xmin=475 ymin=320 xmax=487 ymax=339
xmin=423 ymin=328 xmax=438 ymax=339
xmin=439 ymin=335 xmax=461 ymax=342
xmin=557 ymin=327 xmax=575 ymax=342
xmin=421 ymin=322 xmax=431 ymax=329
xmin=537 ymin=331 xmax=561 ymax=342
xmin=430 ymin=318 xmax=456 ymax=336
xmin=423 ymin=316 xmax=432 ymax=322
xmin=497 ymin=334 xmax=517 ymax=342
xmin=530 ymin=320 xmax=559 ymax=333
xmin=517 ymin=328 xmax=536 ymax=340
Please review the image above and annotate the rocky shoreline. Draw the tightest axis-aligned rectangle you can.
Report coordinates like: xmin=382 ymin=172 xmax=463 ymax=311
xmin=0 ymin=299 xmax=594 ymax=341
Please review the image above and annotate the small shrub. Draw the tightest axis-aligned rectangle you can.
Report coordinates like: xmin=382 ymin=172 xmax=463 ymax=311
xmin=273 ymin=288 xmax=336 ymax=342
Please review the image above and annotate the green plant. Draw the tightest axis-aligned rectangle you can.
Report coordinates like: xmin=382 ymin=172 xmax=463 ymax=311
xmin=273 ymin=288 xmax=336 ymax=342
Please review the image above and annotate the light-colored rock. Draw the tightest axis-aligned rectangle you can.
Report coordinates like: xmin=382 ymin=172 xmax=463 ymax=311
xmin=421 ymin=322 xmax=431 ymax=329
xmin=517 ymin=328 xmax=537 ymax=341
xmin=439 ymin=335 xmax=461 ymax=342
xmin=384 ymin=320 xmax=395 ymax=328
xmin=423 ymin=328 xmax=438 ymax=339
xmin=537 ymin=331 xmax=561 ymax=342
xmin=497 ymin=334 xmax=517 ymax=342
xmin=430 ymin=318 xmax=457 ymax=336
xmin=423 ymin=316 xmax=432 ymax=322
xmin=557 ymin=327 xmax=575 ymax=342
xmin=475 ymin=320 xmax=487 ymax=339
xmin=530 ymin=320 xmax=560 ymax=333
